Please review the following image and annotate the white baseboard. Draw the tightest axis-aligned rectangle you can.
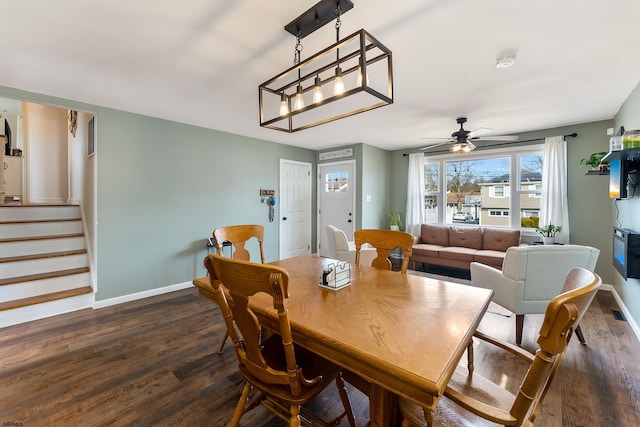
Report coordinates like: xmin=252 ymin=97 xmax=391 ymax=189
xmin=602 ymin=284 xmax=640 ymax=342
xmin=93 ymin=281 xmax=193 ymax=309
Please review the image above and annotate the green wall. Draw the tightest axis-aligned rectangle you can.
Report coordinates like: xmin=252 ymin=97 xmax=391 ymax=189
xmin=0 ymin=86 xmax=316 ymax=301
xmin=388 ymin=120 xmax=616 ymax=285
xmin=95 ymin=109 xmax=316 ymax=300
xmin=613 ymin=80 xmax=640 ymax=327
xmin=361 ymin=143 xmax=390 ymax=228
xmin=5 ymin=79 xmax=640 ymax=331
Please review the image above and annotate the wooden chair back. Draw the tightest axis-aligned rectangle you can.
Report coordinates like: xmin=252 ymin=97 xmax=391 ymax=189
xmin=204 ymin=253 xmax=316 ymax=397
xmin=354 ymin=229 xmax=414 ymax=273
xmin=513 ymin=267 xmax=602 ymax=424
xmin=400 ymin=267 xmax=601 ymax=427
xmin=213 ymin=224 xmax=265 ymax=264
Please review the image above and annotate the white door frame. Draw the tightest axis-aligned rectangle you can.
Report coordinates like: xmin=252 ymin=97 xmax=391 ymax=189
xmin=279 ymin=159 xmax=312 ymax=260
xmin=317 ymin=159 xmax=357 ymax=255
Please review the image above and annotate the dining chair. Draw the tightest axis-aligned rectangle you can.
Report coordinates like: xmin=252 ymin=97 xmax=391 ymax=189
xmin=213 ymin=224 xmax=265 ymax=264
xmin=204 ymin=253 xmax=357 ymax=427
xmin=469 ymin=244 xmax=600 ymax=345
xmin=399 ymin=267 xmax=602 ymax=427
xmin=354 ymin=229 xmax=414 ymax=273
xmin=212 ymin=224 xmax=265 ymax=354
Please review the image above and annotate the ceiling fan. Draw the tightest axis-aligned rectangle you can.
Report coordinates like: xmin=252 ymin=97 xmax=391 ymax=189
xmin=420 ymin=117 xmax=519 ymax=153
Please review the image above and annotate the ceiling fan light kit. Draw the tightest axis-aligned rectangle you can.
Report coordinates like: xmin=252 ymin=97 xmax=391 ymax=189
xmin=420 ymin=117 xmax=518 ymax=153
xmin=450 ymin=141 xmax=476 ymax=153
xmin=259 ymin=0 xmax=393 ymax=133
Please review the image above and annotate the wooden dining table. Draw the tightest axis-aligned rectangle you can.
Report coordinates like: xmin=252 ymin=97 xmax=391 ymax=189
xmin=193 ymin=254 xmax=493 ymax=426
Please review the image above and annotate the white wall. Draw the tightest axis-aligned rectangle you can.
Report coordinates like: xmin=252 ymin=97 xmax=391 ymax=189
xmin=80 ymin=112 xmax=97 ymax=290
xmin=23 ymin=102 xmax=69 ymax=203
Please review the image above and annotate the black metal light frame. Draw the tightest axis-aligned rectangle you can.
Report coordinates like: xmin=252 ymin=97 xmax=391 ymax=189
xmin=259 ymin=1 xmax=393 ymax=133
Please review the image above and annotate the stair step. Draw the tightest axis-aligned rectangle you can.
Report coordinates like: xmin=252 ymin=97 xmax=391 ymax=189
xmin=0 ymin=234 xmax=85 ymax=258
xmin=1 ymin=251 xmax=89 ymax=278
xmin=0 ymin=286 xmax=93 ymax=311
xmin=0 ymin=205 xmax=80 ymax=222
xmin=0 ymin=267 xmax=90 ymax=287
xmin=0 ymin=249 xmax=87 ymax=264
xmin=0 ymin=217 xmax=81 ymax=225
xmin=0 ymin=219 xmax=83 ymax=239
xmin=0 ymin=232 xmax=84 ymax=244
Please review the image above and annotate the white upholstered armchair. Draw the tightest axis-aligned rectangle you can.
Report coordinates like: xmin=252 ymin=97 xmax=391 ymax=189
xmin=325 ymin=225 xmax=376 ymax=265
xmin=470 ymin=244 xmax=600 ymax=345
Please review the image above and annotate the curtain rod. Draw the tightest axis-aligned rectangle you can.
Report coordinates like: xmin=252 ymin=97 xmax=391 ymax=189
xmin=402 ymin=132 xmax=578 ymax=156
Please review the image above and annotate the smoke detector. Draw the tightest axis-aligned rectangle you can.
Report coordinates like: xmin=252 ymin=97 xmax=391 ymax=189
xmin=495 ymin=54 xmax=516 ymax=69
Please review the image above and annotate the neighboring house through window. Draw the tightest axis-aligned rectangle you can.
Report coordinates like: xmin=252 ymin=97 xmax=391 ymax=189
xmin=421 ymin=146 xmax=543 ymax=229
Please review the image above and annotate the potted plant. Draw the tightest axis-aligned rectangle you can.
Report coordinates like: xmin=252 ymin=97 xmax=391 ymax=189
xmin=579 ymin=151 xmax=609 ymax=171
xmin=389 ymin=211 xmax=403 ymax=231
xmin=537 ymin=224 xmax=563 ymax=245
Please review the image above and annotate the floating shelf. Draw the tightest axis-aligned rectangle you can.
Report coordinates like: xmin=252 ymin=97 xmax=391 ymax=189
xmin=585 ymin=169 xmax=609 ymax=175
xmin=602 ymin=148 xmax=640 ymax=162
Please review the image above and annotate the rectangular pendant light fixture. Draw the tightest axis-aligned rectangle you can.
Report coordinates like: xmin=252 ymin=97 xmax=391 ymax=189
xmin=259 ymin=0 xmax=393 ymax=133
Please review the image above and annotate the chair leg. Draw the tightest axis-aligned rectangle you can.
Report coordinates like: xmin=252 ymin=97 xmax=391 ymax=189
xmin=466 ymin=339 xmax=475 ymax=375
xmin=335 ymin=372 xmax=357 ymax=427
xmin=217 ymin=331 xmax=229 ymax=354
xmin=575 ymin=324 xmax=586 ymax=344
xmin=289 ymin=405 xmax=301 ymax=427
xmin=230 ymin=382 xmax=252 ymax=427
xmin=516 ymin=314 xmax=524 ymax=345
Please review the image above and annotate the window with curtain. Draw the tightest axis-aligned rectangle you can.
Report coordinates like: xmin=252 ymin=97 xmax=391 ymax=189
xmin=421 ymin=146 xmax=544 ymax=230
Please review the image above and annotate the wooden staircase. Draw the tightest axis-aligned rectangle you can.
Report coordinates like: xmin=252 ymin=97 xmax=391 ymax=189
xmin=0 ymin=205 xmax=93 ymax=328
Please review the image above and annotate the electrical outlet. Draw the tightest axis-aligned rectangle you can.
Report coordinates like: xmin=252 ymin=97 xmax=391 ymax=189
xmin=260 ymin=189 xmax=275 ymax=196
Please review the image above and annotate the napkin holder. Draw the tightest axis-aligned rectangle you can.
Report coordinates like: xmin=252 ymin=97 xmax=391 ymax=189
xmin=319 ymin=261 xmax=351 ymax=291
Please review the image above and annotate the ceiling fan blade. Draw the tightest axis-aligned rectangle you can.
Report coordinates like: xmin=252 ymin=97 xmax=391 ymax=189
xmin=419 ymin=137 xmax=453 ymax=141
xmin=420 ymin=142 xmax=451 ymax=151
xmin=472 ymin=135 xmax=519 ymax=141
xmin=467 ymin=127 xmax=493 ymax=138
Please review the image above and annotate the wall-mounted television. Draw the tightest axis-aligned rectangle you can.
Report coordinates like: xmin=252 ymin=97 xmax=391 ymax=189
xmin=609 ymin=158 xmax=628 ymax=199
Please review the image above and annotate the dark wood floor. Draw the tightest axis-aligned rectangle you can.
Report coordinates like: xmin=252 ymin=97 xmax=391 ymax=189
xmin=1 ymin=286 xmax=639 ymax=426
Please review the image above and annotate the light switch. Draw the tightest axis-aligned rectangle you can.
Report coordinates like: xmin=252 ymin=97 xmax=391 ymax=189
xmin=366 ymin=195 xmax=372 ymax=202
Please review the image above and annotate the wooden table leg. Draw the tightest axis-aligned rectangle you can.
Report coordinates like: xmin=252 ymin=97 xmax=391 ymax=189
xmin=369 ymin=385 xmax=399 ymax=426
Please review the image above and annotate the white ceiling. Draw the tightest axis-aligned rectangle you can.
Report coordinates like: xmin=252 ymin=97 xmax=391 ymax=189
xmin=2 ymin=0 xmax=639 ymax=151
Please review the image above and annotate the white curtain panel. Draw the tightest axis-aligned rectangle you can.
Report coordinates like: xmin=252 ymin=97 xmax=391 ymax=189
xmin=406 ymin=152 xmax=426 ymax=235
xmin=540 ymin=135 xmax=570 ymax=243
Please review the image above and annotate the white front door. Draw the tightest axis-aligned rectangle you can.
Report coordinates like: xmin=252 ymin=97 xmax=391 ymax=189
xmin=279 ymin=159 xmax=312 ymax=260
xmin=318 ymin=160 xmax=356 ymax=257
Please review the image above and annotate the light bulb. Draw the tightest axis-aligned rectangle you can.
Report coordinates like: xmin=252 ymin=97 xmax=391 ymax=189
xmin=357 ymin=58 xmax=370 ymax=86
xmin=279 ymin=93 xmax=289 ymax=116
xmin=334 ymin=67 xmax=345 ymax=96
xmin=293 ymin=84 xmax=305 ymax=111
xmin=356 ymin=70 xmax=370 ymax=87
xmin=313 ymin=76 xmax=324 ymax=103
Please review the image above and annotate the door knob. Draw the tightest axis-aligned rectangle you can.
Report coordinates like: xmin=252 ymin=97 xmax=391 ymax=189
xmin=282 ymin=217 xmax=288 ymax=220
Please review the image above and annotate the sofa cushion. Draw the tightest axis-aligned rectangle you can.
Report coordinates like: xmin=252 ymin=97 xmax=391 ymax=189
xmin=412 ymin=243 xmax=445 ymax=258
xmin=420 ymin=224 xmax=449 ymax=246
xmin=482 ymin=228 xmax=521 ymax=252
xmin=473 ymin=250 xmax=507 ymax=268
xmin=448 ymin=227 xmax=483 ymax=250
xmin=439 ymin=247 xmax=478 ymax=262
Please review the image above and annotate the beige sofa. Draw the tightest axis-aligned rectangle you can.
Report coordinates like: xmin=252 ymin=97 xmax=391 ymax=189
xmin=410 ymin=224 xmax=522 ymax=270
